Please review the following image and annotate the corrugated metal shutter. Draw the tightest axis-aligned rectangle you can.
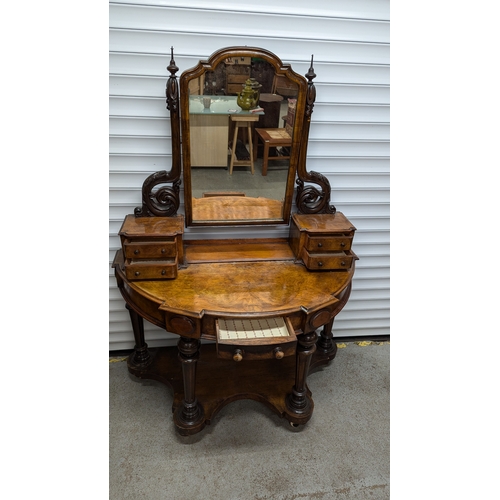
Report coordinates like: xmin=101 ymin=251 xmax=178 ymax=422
xmin=109 ymin=0 xmax=390 ymax=350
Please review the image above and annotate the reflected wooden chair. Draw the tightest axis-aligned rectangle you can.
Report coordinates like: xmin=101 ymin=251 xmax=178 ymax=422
xmin=253 ymin=99 xmax=296 ymax=176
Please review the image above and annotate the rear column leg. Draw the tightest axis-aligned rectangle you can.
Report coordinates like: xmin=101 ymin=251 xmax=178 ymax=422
xmin=126 ymin=304 xmax=151 ymax=367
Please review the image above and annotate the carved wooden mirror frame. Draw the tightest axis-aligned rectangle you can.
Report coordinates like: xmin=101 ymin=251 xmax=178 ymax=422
xmin=134 ymin=47 xmax=336 ymax=222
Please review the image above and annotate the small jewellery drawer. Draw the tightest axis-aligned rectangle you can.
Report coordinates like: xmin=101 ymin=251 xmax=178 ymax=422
xmin=124 ymin=258 xmax=178 ymax=280
xmin=123 ymin=240 xmax=177 ymax=259
xmin=301 ymin=251 xmax=355 ymax=271
xmin=304 ymin=234 xmax=352 ymax=252
xmin=216 ymin=317 xmax=297 ymax=362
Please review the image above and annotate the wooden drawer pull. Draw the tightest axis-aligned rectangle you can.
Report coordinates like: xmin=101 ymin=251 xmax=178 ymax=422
xmin=317 ymin=242 xmax=323 ymax=248
xmin=318 ymin=261 xmax=323 ymax=267
xmin=233 ymin=349 xmax=243 ymax=362
xmin=134 ymin=249 xmax=140 ymax=255
xmin=274 ymin=348 xmax=284 ymax=359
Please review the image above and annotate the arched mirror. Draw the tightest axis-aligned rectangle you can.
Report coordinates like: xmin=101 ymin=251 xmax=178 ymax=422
xmin=180 ymin=47 xmax=308 ymax=226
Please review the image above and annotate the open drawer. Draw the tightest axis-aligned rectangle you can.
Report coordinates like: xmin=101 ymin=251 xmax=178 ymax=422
xmin=216 ymin=317 xmax=297 ymax=362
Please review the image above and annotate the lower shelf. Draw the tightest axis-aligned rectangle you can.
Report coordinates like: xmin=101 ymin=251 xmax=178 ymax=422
xmin=127 ymin=341 xmax=337 ymax=435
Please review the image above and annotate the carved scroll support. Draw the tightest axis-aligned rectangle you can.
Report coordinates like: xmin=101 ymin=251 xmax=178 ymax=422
xmin=296 ymin=55 xmax=336 ymax=215
xmin=135 ymin=47 xmax=182 ymax=217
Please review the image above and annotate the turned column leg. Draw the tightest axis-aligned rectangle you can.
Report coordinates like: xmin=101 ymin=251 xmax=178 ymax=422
xmin=286 ymin=330 xmax=317 ymax=421
xmin=174 ymin=337 xmax=205 ymax=434
xmin=316 ymin=317 xmax=338 ymax=357
xmin=126 ymin=304 xmax=151 ymax=367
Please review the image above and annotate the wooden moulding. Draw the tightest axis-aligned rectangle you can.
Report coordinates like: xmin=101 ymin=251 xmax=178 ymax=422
xmin=184 ymin=238 xmax=294 ymax=263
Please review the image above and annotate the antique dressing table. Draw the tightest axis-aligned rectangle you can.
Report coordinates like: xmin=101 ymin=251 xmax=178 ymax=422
xmin=112 ymin=47 xmax=358 ymax=436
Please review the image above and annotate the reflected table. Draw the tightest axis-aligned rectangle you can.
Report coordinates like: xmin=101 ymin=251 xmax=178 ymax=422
xmin=188 ymin=96 xmax=263 ymax=168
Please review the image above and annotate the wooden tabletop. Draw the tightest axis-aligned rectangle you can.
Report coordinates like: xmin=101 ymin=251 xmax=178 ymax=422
xmin=130 ymin=259 xmax=353 ymax=317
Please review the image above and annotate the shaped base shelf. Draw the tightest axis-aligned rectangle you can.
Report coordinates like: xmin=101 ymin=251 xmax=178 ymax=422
xmin=127 ymin=341 xmax=337 ymax=435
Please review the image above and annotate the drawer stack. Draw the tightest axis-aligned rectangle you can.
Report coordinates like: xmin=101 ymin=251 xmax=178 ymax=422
xmin=289 ymin=213 xmax=357 ymax=271
xmin=118 ymin=215 xmax=184 ymax=281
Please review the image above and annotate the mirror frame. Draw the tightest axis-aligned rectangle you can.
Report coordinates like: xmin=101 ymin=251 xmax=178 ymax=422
xmin=180 ymin=46 xmax=308 ymax=227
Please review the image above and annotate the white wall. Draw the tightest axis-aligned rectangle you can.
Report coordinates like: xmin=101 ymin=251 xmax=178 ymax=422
xmin=109 ymin=0 xmax=390 ymax=350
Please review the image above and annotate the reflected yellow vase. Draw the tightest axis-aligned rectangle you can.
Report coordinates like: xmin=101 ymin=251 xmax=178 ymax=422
xmin=237 ymin=79 xmax=260 ymax=110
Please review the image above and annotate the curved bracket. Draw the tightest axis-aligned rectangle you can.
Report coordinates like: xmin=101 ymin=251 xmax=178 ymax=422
xmin=134 ymin=171 xmax=181 ymax=217
xmin=295 ymin=55 xmax=336 ymax=215
xmin=135 ymin=47 xmax=182 ymax=217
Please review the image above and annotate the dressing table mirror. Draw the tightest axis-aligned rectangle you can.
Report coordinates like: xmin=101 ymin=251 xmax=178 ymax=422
xmin=113 ymin=46 xmax=358 ymax=436
xmin=180 ymin=46 xmax=304 ymax=225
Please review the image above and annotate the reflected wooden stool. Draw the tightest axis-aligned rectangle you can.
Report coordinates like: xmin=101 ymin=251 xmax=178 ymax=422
xmin=229 ymin=115 xmax=259 ymax=175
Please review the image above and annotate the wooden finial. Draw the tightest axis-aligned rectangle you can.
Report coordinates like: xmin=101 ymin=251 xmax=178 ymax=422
xmin=167 ymin=46 xmax=178 ymax=75
xmin=306 ymin=54 xmax=316 ymax=82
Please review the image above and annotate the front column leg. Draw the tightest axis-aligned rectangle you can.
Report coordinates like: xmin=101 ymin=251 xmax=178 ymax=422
xmin=126 ymin=304 xmax=151 ymax=367
xmin=174 ymin=337 xmax=205 ymax=435
xmin=286 ymin=330 xmax=317 ymax=423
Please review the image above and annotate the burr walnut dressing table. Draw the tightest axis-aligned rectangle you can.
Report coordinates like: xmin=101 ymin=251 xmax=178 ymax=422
xmin=113 ymin=47 xmax=358 ymax=435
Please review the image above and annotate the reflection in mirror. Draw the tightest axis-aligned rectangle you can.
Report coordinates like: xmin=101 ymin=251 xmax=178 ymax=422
xmin=182 ymin=50 xmax=302 ymax=225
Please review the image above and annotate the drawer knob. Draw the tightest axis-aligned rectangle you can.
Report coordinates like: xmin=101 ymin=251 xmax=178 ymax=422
xmin=341 ymin=261 xmax=346 ymax=266
xmin=318 ymin=261 xmax=323 ymax=267
xmin=341 ymin=242 xmax=345 ymax=247
xmin=134 ymin=271 xmax=140 ymax=276
xmin=274 ymin=348 xmax=284 ymax=360
xmin=233 ymin=349 xmax=243 ymax=362
xmin=161 ymin=270 xmax=166 ymax=275
xmin=161 ymin=248 xmax=166 ymax=254
xmin=317 ymin=242 xmax=323 ymax=248
xmin=134 ymin=249 xmax=139 ymax=255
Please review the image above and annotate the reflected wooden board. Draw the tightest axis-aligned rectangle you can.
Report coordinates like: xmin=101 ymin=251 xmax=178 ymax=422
xmin=192 ymin=195 xmax=283 ymax=221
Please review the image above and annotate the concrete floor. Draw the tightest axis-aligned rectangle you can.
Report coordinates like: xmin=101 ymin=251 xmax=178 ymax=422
xmin=109 ymin=342 xmax=389 ymax=500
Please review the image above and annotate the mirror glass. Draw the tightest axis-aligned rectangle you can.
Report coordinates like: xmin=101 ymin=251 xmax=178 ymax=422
xmin=181 ymin=49 xmax=303 ymax=225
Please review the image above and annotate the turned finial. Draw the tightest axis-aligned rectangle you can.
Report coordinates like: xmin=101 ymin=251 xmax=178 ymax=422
xmin=167 ymin=46 xmax=179 ymax=76
xmin=306 ymin=54 xmax=316 ymax=82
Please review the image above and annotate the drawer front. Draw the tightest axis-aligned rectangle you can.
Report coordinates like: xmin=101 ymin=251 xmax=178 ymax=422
xmin=124 ymin=240 xmax=177 ymax=259
xmin=125 ymin=259 xmax=178 ymax=280
xmin=302 ymin=252 xmax=354 ymax=271
xmin=216 ymin=317 xmax=296 ymax=361
xmin=304 ymin=234 xmax=352 ymax=252
xmin=216 ymin=338 xmax=297 ymax=361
